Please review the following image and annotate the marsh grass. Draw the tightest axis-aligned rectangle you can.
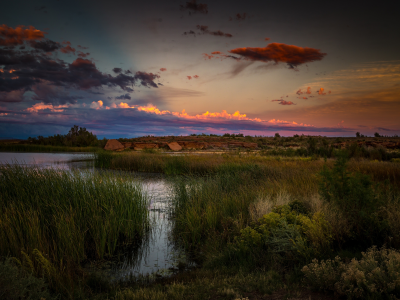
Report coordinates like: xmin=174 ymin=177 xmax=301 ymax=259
xmin=95 ymin=152 xmax=400 ymax=186
xmin=114 ymin=268 xmax=285 ymax=300
xmin=0 ymin=164 xmax=149 ymax=296
xmin=167 ymin=154 xmax=400 ymax=269
xmin=0 ymin=143 xmax=100 ymax=152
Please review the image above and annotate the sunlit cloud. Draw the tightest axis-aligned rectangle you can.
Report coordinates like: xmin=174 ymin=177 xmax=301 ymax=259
xmin=90 ymin=100 xmax=103 ymax=110
xmin=110 ymin=102 xmax=314 ymax=128
xmin=26 ymin=102 xmax=70 ymax=112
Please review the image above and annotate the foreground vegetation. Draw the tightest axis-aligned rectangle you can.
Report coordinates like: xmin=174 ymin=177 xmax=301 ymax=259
xmin=0 ymin=165 xmax=149 ymax=298
xmin=1 ymin=150 xmax=400 ymax=299
xmin=165 ymin=154 xmax=400 ymax=299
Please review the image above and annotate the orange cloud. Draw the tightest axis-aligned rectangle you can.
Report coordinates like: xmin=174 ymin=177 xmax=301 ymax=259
xmin=211 ymin=51 xmax=222 ymax=55
xmin=317 ymin=87 xmax=326 ymax=95
xmin=60 ymin=45 xmax=75 ymax=53
xmin=203 ymin=53 xmax=214 ymax=59
xmin=112 ymin=103 xmax=315 ymax=128
xmin=71 ymin=58 xmax=94 ymax=68
xmin=0 ymin=24 xmax=46 ymax=46
xmin=187 ymin=76 xmax=192 ymax=80
xmin=306 ymin=87 xmax=311 ymax=94
xmin=265 ymin=37 xmax=270 ymax=41
xmin=90 ymin=100 xmax=103 ymax=110
xmin=193 ymin=75 xmax=199 ymax=79
xmin=26 ymin=102 xmax=69 ymax=113
xmin=160 ymin=68 xmax=167 ymax=71
xmin=118 ymin=102 xmax=130 ymax=108
xmin=228 ymin=43 xmax=327 ymax=68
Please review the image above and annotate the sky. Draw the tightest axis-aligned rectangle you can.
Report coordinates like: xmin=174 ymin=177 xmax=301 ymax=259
xmin=1 ymin=0 xmax=399 ymax=139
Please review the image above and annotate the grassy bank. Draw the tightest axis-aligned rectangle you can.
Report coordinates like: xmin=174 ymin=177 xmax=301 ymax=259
xmin=166 ymin=155 xmax=400 ymax=299
xmin=0 ymin=165 xmax=149 ymax=298
xmin=0 ymin=143 xmax=101 ymax=152
xmin=2 ymin=153 xmax=400 ymax=299
xmin=95 ymin=151 xmax=400 ymax=185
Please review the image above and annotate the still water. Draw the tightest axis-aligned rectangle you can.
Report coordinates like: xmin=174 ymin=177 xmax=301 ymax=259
xmin=0 ymin=152 xmax=95 ymax=169
xmin=0 ymin=152 xmax=192 ymax=280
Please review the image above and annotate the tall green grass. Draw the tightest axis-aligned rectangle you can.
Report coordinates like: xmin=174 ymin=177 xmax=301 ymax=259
xmin=0 ymin=164 xmax=149 ymax=296
xmin=0 ymin=143 xmax=100 ymax=152
xmin=169 ymin=155 xmax=400 ymax=265
xmin=95 ymin=152 xmax=400 ymax=186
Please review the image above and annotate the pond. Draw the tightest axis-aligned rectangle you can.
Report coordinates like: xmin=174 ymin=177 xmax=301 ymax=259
xmin=0 ymin=152 xmax=193 ymax=280
xmin=0 ymin=152 xmax=95 ymax=170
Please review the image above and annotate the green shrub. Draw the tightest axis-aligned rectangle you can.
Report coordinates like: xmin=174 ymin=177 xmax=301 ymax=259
xmin=318 ymin=153 xmax=387 ymax=244
xmin=302 ymin=246 xmax=400 ymax=299
xmin=223 ymin=203 xmax=332 ymax=267
xmin=94 ymin=150 xmax=114 ymax=168
xmin=0 ymin=257 xmax=54 ymax=300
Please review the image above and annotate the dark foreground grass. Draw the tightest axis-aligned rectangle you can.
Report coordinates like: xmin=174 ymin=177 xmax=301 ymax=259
xmin=0 ymin=143 xmax=101 ymax=152
xmin=0 ymin=165 xmax=149 ymax=298
xmin=2 ymin=154 xmax=400 ymax=299
xmin=167 ymin=156 xmax=400 ymax=299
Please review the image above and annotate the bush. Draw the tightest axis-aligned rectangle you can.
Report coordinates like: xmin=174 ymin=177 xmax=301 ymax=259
xmin=0 ymin=257 xmax=53 ymax=300
xmin=224 ymin=203 xmax=332 ymax=267
xmin=318 ymin=153 xmax=387 ymax=245
xmin=302 ymin=246 xmax=400 ymax=299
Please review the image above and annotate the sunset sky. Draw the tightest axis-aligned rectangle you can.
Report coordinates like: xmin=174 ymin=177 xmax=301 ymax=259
xmin=1 ymin=0 xmax=399 ymax=138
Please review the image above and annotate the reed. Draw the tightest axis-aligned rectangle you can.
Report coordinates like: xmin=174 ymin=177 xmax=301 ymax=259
xmin=0 ymin=164 xmax=149 ymax=296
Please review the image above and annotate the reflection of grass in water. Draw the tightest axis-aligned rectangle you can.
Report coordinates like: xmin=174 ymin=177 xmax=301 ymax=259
xmin=0 ymin=164 xmax=149 ymax=296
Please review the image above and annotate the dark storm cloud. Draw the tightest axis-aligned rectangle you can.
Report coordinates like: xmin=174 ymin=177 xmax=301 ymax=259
xmin=183 ymin=30 xmax=196 ymax=36
xmin=115 ymin=93 xmax=131 ymax=100
xmin=31 ymin=83 xmax=83 ymax=104
xmin=229 ymin=13 xmax=247 ymax=21
xmin=196 ymin=25 xmax=232 ymax=37
xmin=77 ymin=51 xmax=90 ymax=58
xmin=0 ymin=90 xmax=25 ymax=102
xmin=60 ymin=41 xmax=76 ymax=54
xmin=112 ymin=67 xmax=123 ymax=74
xmin=0 ymin=41 xmax=161 ymax=96
xmin=228 ymin=43 xmax=327 ymax=68
xmin=134 ymin=71 xmax=160 ymax=88
xmin=272 ymin=99 xmax=296 ymax=105
xmin=29 ymin=40 xmax=60 ymax=52
xmin=376 ymin=127 xmax=392 ymax=131
xmin=180 ymin=0 xmax=208 ymax=14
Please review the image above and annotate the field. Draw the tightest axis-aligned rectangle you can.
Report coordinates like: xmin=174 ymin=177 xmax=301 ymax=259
xmin=1 ymin=140 xmax=400 ymax=299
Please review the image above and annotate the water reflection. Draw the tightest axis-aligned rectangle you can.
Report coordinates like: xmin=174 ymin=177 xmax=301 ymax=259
xmin=0 ymin=152 xmax=94 ymax=170
xmin=1 ymin=152 xmax=192 ymax=280
xmin=106 ymin=174 xmax=192 ymax=281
